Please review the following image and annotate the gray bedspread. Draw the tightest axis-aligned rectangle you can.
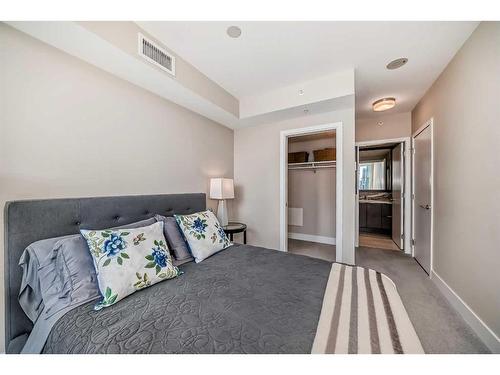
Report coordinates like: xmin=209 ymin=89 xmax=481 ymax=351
xmin=41 ymin=244 xmax=332 ymax=354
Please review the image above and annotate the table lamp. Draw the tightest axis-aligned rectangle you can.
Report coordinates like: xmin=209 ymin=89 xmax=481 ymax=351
xmin=209 ymin=178 xmax=234 ymax=226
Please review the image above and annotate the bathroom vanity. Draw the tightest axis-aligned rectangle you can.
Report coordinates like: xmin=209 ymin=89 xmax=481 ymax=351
xmin=359 ymin=194 xmax=392 ymax=235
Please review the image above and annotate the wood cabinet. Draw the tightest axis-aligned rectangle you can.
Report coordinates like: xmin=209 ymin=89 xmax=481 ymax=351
xmin=359 ymin=203 xmax=392 ymax=235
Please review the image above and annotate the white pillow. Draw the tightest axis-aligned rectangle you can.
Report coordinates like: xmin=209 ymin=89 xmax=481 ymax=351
xmin=174 ymin=210 xmax=232 ymax=263
xmin=81 ymin=221 xmax=180 ymax=310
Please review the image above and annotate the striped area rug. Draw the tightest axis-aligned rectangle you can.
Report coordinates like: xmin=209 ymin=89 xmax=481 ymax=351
xmin=312 ymin=263 xmax=424 ymax=354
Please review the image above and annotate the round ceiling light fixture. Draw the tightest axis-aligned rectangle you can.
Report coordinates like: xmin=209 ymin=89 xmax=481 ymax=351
xmin=372 ymin=97 xmax=396 ymax=112
xmin=386 ymin=57 xmax=408 ymax=70
xmin=227 ymin=26 xmax=242 ymax=38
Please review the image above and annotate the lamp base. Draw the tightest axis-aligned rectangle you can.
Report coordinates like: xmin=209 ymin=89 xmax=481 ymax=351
xmin=217 ymin=199 xmax=228 ymax=226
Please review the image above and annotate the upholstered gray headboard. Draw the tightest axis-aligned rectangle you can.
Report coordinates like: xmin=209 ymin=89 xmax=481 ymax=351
xmin=4 ymin=193 xmax=206 ymax=353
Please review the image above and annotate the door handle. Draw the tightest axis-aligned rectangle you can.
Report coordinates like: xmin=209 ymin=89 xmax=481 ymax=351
xmin=419 ymin=204 xmax=431 ymax=210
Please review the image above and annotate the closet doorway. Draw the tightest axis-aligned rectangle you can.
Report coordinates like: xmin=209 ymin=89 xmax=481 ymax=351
xmin=280 ymin=122 xmax=343 ymax=263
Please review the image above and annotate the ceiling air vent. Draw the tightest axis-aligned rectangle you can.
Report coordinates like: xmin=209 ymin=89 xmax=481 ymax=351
xmin=138 ymin=33 xmax=175 ymax=76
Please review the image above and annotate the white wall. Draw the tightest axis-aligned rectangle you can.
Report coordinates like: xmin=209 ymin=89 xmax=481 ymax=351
xmin=234 ymin=106 xmax=355 ymax=263
xmin=0 ymin=24 xmax=234 ymax=352
xmin=412 ymin=22 xmax=500 ymax=346
xmin=288 ymin=138 xmax=336 ymax=238
xmin=356 ymin=112 xmax=411 ymax=142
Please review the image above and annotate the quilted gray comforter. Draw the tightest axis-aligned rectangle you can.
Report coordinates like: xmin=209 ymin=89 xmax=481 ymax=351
xmin=42 ymin=244 xmax=331 ymax=354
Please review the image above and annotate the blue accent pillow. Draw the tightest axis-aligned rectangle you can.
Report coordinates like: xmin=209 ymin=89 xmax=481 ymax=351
xmin=174 ymin=210 xmax=232 ymax=263
xmin=81 ymin=221 xmax=181 ymax=310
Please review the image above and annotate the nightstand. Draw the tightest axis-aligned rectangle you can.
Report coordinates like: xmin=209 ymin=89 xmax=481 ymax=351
xmin=222 ymin=222 xmax=247 ymax=244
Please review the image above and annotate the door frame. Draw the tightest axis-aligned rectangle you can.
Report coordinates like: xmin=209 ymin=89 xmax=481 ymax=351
xmin=355 ymin=137 xmax=412 ymax=254
xmin=412 ymin=118 xmax=434 ymax=275
xmin=279 ymin=122 xmax=344 ymax=263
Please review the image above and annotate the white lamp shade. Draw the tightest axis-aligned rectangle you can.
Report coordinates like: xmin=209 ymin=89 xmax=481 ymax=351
xmin=210 ymin=178 xmax=234 ymax=199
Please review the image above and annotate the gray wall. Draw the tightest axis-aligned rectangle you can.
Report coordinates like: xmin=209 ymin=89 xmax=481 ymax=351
xmin=0 ymin=24 xmax=234 ymax=352
xmin=412 ymin=22 xmax=500 ymax=338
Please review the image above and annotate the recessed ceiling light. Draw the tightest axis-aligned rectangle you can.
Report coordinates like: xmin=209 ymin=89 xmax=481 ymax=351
xmin=298 ymin=89 xmax=304 ymax=95
xmin=386 ymin=58 xmax=408 ymax=70
xmin=378 ymin=121 xmax=384 ymax=126
xmin=372 ymin=97 xmax=396 ymax=112
xmin=227 ymin=26 xmax=242 ymax=38
xmin=303 ymin=108 xmax=309 ymax=114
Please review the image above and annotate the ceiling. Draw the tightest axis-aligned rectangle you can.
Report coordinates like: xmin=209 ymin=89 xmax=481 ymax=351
xmin=137 ymin=21 xmax=478 ymax=119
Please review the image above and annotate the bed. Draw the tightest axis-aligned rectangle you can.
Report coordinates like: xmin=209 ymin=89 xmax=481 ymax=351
xmin=4 ymin=193 xmax=423 ymax=354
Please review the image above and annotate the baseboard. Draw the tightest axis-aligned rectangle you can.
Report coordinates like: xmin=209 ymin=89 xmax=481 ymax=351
xmin=431 ymin=270 xmax=500 ymax=353
xmin=288 ymin=232 xmax=336 ymax=245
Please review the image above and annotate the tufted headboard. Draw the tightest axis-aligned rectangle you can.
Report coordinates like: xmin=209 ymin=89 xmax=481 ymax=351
xmin=3 ymin=193 xmax=206 ymax=353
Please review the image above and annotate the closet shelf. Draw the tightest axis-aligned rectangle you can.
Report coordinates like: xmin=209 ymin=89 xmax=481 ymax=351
xmin=288 ymin=160 xmax=336 ymax=170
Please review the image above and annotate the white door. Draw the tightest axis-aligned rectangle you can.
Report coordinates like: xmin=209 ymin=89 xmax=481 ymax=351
xmin=413 ymin=125 xmax=432 ymax=274
xmin=392 ymin=143 xmax=404 ymax=249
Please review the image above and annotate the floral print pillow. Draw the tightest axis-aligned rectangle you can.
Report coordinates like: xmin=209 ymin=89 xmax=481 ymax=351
xmin=81 ymin=221 xmax=180 ymax=310
xmin=174 ymin=210 xmax=232 ymax=263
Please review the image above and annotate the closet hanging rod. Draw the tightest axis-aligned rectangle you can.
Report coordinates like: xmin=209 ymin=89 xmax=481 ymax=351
xmin=288 ymin=160 xmax=335 ymax=166
xmin=288 ymin=165 xmax=336 ymax=170
xmin=288 ymin=160 xmax=336 ymax=170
